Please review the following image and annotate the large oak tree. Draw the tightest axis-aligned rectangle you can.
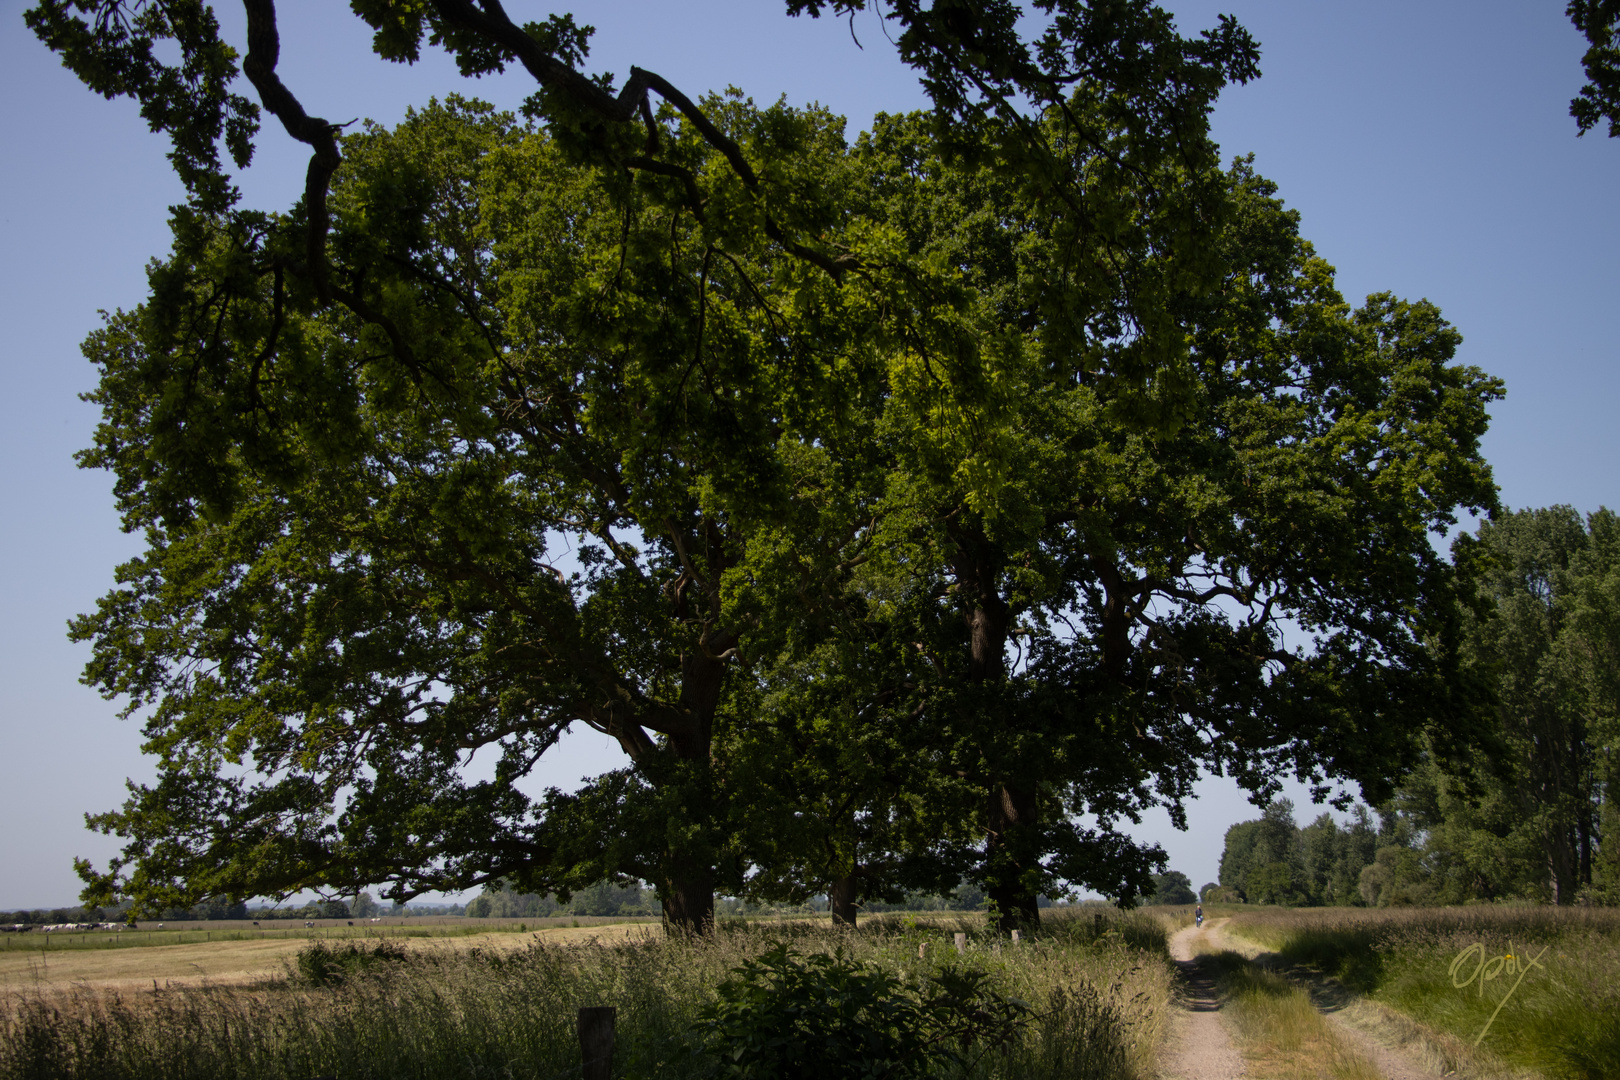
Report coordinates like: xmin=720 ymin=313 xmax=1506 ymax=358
xmin=731 ymin=125 xmax=1503 ymax=929
xmin=41 ymin=0 xmax=1500 ymax=931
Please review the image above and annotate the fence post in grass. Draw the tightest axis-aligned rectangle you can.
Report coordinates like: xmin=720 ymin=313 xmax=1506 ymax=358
xmin=918 ymin=942 xmax=927 ymax=959
xmin=954 ymin=932 xmax=966 ymax=955
xmin=1094 ymin=912 xmax=1104 ymax=937
xmin=1011 ymin=929 xmax=1020 ymax=945
xmin=579 ymin=1006 xmax=616 ymax=1080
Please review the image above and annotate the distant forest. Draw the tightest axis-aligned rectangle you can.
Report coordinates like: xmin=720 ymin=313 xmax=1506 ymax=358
xmin=1217 ymin=507 xmax=1620 ymax=909
xmin=1216 ymin=790 xmax=1620 ymax=907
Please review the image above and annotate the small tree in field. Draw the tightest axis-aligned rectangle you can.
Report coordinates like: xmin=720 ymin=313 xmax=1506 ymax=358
xmin=1150 ymin=872 xmax=1196 ymax=906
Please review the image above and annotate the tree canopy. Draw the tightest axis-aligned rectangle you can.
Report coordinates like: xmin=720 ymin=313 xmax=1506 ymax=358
xmin=1394 ymin=507 xmax=1620 ymax=905
xmin=1570 ymin=0 xmax=1620 ymax=137
xmin=1217 ymin=507 xmax=1620 ymax=911
xmin=41 ymin=1 xmax=1503 ymax=933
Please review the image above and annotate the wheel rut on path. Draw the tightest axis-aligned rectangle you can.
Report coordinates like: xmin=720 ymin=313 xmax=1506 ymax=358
xmin=1194 ymin=918 xmax=1448 ymax=1080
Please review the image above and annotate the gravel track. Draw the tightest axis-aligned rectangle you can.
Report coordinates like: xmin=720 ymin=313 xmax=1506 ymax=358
xmin=1159 ymin=920 xmax=1247 ymax=1079
xmin=1195 ymin=917 xmax=1447 ymax=1080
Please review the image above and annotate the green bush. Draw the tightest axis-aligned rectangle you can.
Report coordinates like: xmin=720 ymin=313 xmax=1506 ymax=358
xmin=695 ymin=944 xmax=1031 ymax=1080
xmin=292 ymin=939 xmax=408 ymax=986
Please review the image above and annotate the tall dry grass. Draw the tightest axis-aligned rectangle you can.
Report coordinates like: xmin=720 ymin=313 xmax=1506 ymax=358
xmin=1219 ymin=904 xmax=1620 ymax=1080
xmin=0 ymin=910 xmax=1173 ymax=1080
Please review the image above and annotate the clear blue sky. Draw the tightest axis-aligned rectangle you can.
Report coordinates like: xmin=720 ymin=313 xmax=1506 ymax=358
xmin=0 ymin=0 xmax=1614 ymax=909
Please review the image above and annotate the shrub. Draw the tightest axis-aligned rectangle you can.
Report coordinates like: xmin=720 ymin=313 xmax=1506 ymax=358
xmin=695 ymin=943 xmax=1032 ymax=1080
xmin=292 ymin=939 xmax=407 ymax=986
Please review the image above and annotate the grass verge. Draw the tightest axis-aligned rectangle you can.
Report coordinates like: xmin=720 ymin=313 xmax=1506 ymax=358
xmin=1192 ymin=945 xmax=1380 ymax=1080
xmin=1219 ymin=905 xmax=1620 ymax=1080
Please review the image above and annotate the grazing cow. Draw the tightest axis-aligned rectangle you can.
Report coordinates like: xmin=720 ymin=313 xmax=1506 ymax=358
xmin=252 ymin=921 xmax=260 ymax=927
xmin=304 ymin=921 xmax=314 ymax=929
xmin=347 ymin=920 xmax=354 ymax=926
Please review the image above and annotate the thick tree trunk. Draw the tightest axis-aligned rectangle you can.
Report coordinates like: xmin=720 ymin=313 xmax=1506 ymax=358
xmin=1549 ymin=825 xmax=1578 ymax=905
xmin=830 ymin=874 xmax=859 ymax=928
xmin=654 ymin=646 xmax=725 ymax=935
xmin=954 ymin=530 xmax=1044 ymax=932
xmin=662 ymin=863 xmax=715 ymax=934
xmin=985 ymin=781 xmax=1041 ymax=933
xmin=1579 ymin=801 xmax=1594 ymax=890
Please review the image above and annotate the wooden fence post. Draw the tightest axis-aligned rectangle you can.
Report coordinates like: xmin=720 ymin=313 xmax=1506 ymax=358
xmin=1011 ymin=929 xmax=1020 ymax=945
xmin=1094 ymin=912 xmax=1104 ymax=936
xmin=579 ymin=1006 xmax=615 ymax=1080
xmin=954 ymin=932 xmax=966 ymax=954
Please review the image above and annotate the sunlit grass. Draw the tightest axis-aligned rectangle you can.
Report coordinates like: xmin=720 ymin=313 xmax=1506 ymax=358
xmin=1219 ymin=905 xmax=1620 ymax=1080
xmin=1192 ymin=946 xmax=1380 ymax=1080
xmin=0 ymin=909 xmax=1174 ymax=1080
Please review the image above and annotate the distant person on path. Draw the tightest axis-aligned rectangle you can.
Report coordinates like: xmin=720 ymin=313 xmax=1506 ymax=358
xmin=1195 ymin=902 xmax=1203 ymax=928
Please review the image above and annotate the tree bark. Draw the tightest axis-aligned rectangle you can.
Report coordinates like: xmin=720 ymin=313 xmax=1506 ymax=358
xmin=662 ymin=863 xmax=715 ymax=934
xmin=985 ymin=782 xmax=1041 ymax=933
xmin=656 ymin=656 xmax=720 ymax=934
xmin=952 ymin=527 xmax=1042 ymax=932
xmin=1549 ymin=824 xmax=1578 ymax=905
xmin=829 ymin=874 xmax=859 ymax=928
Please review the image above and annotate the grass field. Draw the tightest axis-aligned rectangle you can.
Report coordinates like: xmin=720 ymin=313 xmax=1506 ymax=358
xmin=0 ymin=910 xmax=1175 ymax=1080
xmin=0 ymin=913 xmax=663 ymax=955
xmin=0 ymin=924 xmax=660 ymax=993
xmin=1216 ymin=903 xmax=1620 ymax=1080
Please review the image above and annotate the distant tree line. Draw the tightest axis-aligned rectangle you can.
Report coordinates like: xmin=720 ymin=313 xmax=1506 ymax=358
xmin=465 ymin=882 xmax=654 ymax=920
xmin=463 ymin=880 xmax=1006 ymax=919
xmin=245 ymin=893 xmax=383 ymax=921
xmin=0 ymin=905 xmax=116 ymax=926
xmin=1216 ymin=508 xmax=1620 ymax=908
xmin=1215 ymin=799 xmax=1386 ymax=906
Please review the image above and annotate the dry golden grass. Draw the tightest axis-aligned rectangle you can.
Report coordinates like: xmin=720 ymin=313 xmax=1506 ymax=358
xmin=0 ymin=910 xmax=1175 ymax=1080
xmin=0 ymin=924 xmax=657 ymax=993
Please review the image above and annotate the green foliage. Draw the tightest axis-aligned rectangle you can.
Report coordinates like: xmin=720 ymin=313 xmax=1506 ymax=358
xmin=292 ymin=938 xmax=408 ymax=986
xmin=1570 ymin=0 xmax=1620 ymax=136
xmin=1218 ymin=801 xmax=1388 ymax=907
xmin=24 ymin=0 xmax=260 ymax=212
xmin=695 ymin=944 xmax=1032 ymax=1080
xmin=1224 ymin=509 xmax=1620 ymax=912
xmin=40 ymin=0 xmax=1504 ymax=934
xmin=1149 ymin=872 xmax=1196 ymax=906
xmin=1391 ymin=507 xmax=1620 ymax=906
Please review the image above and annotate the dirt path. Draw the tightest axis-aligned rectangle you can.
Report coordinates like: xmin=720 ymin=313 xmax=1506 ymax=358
xmin=1205 ymin=920 xmax=1447 ymax=1080
xmin=1159 ymin=919 xmax=1247 ymax=1079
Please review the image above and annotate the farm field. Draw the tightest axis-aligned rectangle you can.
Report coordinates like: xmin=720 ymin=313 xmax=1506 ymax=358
xmin=0 ymin=921 xmax=660 ymax=993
